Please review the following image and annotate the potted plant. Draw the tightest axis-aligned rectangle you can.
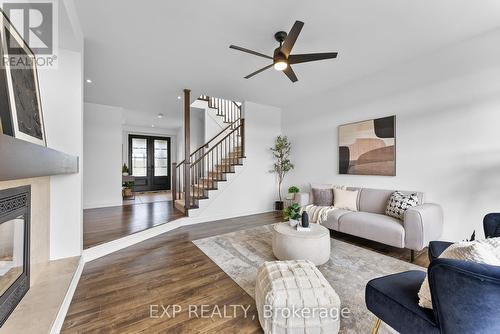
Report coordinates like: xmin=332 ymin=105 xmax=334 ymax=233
xmin=270 ymin=136 xmax=294 ymax=211
xmin=122 ymin=181 xmax=134 ymax=197
xmin=284 ymin=203 xmax=301 ymax=227
xmin=122 ymin=163 xmax=129 ymax=176
xmin=287 ymin=186 xmax=300 ymax=200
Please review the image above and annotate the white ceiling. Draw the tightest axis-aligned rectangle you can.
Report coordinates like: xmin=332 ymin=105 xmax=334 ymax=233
xmin=75 ymin=0 xmax=500 ymax=126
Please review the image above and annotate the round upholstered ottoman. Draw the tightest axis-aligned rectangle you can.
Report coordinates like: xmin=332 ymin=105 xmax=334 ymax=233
xmin=255 ymin=260 xmax=341 ymax=334
xmin=272 ymin=223 xmax=331 ymax=265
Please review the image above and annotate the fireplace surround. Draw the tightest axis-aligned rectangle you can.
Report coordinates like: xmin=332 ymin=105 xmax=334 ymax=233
xmin=0 ymin=185 xmax=30 ymax=327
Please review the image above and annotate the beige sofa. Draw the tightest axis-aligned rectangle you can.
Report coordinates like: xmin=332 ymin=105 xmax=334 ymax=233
xmin=295 ymin=187 xmax=443 ymax=261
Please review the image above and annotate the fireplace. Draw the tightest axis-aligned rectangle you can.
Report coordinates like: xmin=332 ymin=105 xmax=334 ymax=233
xmin=0 ymin=186 xmax=30 ymax=327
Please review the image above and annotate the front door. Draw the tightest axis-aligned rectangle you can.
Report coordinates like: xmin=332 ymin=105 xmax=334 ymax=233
xmin=129 ymin=135 xmax=171 ymax=192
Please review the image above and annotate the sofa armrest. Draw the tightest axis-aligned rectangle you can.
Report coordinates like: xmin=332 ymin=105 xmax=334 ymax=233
xmin=404 ymin=203 xmax=443 ymax=251
xmin=293 ymin=192 xmax=311 ymax=207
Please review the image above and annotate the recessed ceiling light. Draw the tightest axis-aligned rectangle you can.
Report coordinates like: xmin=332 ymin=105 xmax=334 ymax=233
xmin=157 ymin=113 xmax=164 ymax=119
xmin=151 ymin=124 xmax=155 ymax=128
xmin=86 ymin=79 xmax=92 ymax=83
xmin=177 ymin=96 xmax=181 ymax=100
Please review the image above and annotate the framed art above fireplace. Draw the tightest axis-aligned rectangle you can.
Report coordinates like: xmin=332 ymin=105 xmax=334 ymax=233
xmin=0 ymin=9 xmax=46 ymax=146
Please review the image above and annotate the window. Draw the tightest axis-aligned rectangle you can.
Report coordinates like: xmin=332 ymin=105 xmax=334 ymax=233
xmin=154 ymin=139 xmax=168 ymax=176
xmin=131 ymin=138 xmax=147 ymax=176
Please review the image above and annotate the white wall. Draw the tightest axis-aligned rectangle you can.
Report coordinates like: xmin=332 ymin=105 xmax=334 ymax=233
xmin=204 ymin=106 xmax=225 ymax=143
xmin=195 ymin=101 xmax=281 ymax=219
xmin=83 ymin=103 xmax=123 ymax=209
xmin=282 ymin=28 xmax=500 ymax=241
xmin=190 ymin=108 xmax=205 ymax=153
xmin=39 ymin=47 xmax=84 ymax=259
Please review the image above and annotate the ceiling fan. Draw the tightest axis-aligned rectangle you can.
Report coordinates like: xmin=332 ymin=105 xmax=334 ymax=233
xmin=229 ymin=20 xmax=338 ymax=83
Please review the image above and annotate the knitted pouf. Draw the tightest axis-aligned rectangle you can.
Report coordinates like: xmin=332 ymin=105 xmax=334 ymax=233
xmin=255 ymin=260 xmax=341 ymax=334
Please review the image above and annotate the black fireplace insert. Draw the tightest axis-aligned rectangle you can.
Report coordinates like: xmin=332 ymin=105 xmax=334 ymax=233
xmin=0 ymin=185 xmax=30 ymax=327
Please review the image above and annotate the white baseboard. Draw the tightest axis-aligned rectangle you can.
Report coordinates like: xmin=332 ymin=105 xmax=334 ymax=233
xmin=50 ymin=257 xmax=85 ymax=334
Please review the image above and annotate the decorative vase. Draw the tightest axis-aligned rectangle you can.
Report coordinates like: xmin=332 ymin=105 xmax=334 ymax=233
xmin=301 ymin=211 xmax=309 ymax=228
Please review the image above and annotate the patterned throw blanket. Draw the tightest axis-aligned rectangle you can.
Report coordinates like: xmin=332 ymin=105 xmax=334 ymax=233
xmin=301 ymin=204 xmax=337 ymax=225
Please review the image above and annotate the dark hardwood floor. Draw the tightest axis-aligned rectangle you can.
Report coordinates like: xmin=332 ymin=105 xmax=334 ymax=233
xmin=68 ymin=211 xmax=429 ymax=333
xmin=83 ymin=201 xmax=184 ymax=249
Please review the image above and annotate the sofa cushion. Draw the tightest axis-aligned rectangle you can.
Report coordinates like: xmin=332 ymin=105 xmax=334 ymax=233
xmin=333 ymin=188 xmax=358 ymax=211
xmin=338 ymin=212 xmax=405 ymax=248
xmin=322 ymin=209 xmax=351 ymax=230
xmin=366 ymin=271 xmax=439 ymax=334
xmin=312 ymin=188 xmax=333 ymax=206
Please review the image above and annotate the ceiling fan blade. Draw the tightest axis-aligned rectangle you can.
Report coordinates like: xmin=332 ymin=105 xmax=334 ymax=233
xmin=283 ymin=66 xmax=298 ymax=83
xmin=280 ymin=20 xmax=304 ymax=57
xmin=229 ymin=45 xmax=273 ymax=60
xmin=288 ymin=52 xmax=338 ymax=64
xmin=244 ymin=64 xmax=273 ymax=79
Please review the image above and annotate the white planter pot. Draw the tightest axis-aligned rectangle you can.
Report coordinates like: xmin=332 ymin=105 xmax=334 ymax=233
xmin=122 ymin=172 xmax=129 ymax=176
xmin=289 ymin=219 xmax=299 ymax=227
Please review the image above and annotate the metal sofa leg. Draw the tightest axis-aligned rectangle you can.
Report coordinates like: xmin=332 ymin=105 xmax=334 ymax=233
xmin=410 ymin=249 xmax=415 ymax=263
xmin=371 ymin=318 xmax=382 ymax=334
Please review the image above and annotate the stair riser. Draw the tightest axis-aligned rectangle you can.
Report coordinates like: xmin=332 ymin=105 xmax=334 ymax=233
xmin=215 ymin=165 xmax=234 ymax=173
xmin=199 ymin=179 xmax=217 ymax=187
xmin=228 ymin=152 xmax=243 ymax=158
xmin=221 ymin=158 xmax=243 ymax=165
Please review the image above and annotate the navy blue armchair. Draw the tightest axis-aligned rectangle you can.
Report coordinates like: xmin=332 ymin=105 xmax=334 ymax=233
xmin=365 ymin=213 xmax=500 ymax=334
xmin=429 ymin=213 xmax=500 ymax=262
xmin=366 ymin=259 xmax=500 ymax=333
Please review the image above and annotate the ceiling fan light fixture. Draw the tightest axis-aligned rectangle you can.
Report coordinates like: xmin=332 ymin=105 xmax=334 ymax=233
xmin=273 ymin=61 xmax=287 ymax=71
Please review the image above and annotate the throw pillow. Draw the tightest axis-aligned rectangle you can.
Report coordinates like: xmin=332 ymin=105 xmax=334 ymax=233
xmin=385 ymin=191 xmax=419 ymax=220
xmin=312 ymin=188 xmax=333 ymax=206
xmin=418 ymin=237 xmax=500 ymax=309
xmin=333 ymin=188 xmax=358 ymax=211
xmin=309 ymin=184 xmax=346 ymax=205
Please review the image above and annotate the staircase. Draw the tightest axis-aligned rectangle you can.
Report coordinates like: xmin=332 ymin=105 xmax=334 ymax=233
xmin=173 ymin=96 xmax=245 ymax=214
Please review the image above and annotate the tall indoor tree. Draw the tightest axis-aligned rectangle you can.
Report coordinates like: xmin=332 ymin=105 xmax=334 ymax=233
xmin=270 ymin=136 xmax=294 ymax=210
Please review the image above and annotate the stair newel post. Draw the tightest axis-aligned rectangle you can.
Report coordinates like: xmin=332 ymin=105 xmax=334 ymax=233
xmin=241 ymin=118 xmax=245 ymax=158
xmin=172 ymin=162 xmax=177 ymax=200
xmin=184 ymin=89 xmax=191 ymax=213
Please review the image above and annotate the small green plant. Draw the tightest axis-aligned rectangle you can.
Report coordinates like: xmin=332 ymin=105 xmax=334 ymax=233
xmin=284 ymin=203 xmax=301 ymax=221
xmin=123 ymin=181 xmax=134 ymax=189
xmin=288 ymin=186 xmax=300 ymax=194
xmin=122 ymin=163 xmax=129 ymax=174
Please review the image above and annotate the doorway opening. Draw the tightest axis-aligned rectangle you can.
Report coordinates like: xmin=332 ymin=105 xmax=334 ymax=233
xmin=129 ymin=135 xmax=171 ymax=192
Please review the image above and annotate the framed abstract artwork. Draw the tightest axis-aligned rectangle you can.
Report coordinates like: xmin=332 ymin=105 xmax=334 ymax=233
xmin=338 ymin=115 xmax=396 ymax=176
xmin=0 ymin=10 xmax=46 ymax=146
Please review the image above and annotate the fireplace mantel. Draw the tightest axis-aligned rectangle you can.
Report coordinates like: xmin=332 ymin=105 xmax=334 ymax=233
xmin=0 ymin=134 xmax=78 ymax=181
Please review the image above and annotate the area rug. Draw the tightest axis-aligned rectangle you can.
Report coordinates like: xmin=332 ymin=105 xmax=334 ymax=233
xmin=193 ymin=224 xmax=424 ymax=334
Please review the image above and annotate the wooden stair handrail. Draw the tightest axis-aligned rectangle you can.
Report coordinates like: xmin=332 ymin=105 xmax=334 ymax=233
xmin=191 ymin=123 xmax=242 ymax=167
